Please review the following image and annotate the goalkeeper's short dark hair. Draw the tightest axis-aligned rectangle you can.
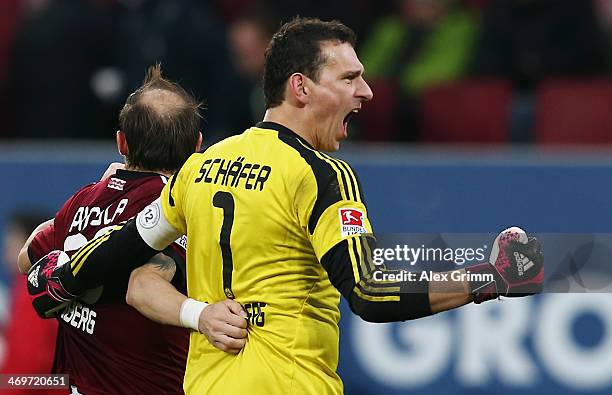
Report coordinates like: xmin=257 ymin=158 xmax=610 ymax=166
xmin=263 ymin=17 xmax=356 ymax=109
xmin=118 ymin=64 xmax=202 ymax=173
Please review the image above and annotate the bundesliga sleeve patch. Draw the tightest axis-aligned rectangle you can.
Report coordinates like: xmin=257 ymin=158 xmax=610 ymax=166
xmin=339 ymin=208 xmax=367 ymax=237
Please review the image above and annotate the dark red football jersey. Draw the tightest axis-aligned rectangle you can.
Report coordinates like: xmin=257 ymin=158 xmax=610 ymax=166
xmin=29 ymin=169 xmax=189 ymax=395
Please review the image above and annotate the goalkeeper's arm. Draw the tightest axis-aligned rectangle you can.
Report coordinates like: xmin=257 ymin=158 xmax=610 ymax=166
xmin=320 ymin=236 xmax=463 ymax=323
xmin=61 ymin=198 xmax=181 ymax=295
xmin=321 ymin=228 xmax=543 ymax=323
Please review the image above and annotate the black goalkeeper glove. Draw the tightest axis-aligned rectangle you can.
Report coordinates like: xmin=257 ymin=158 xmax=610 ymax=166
xmin=27 ymin=250 xmax=79 ymax=318
xmin=469 ymin=227 xmax=544 ymax=304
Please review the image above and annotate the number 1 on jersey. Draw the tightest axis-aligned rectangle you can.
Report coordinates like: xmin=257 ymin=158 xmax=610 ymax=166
xmin=213 ymin=191 xmax=235 ymax=299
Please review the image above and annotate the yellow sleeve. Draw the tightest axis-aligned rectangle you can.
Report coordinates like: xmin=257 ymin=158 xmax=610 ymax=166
xmin=294 ymin=154 xmax=373 ymax=261
xmin=311 ymin=201 xmax=373 ymax=261
xmin=294 ymin=153 xmax=433 ymax=322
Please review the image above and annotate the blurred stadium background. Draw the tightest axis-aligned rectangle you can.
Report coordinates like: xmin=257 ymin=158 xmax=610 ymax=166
xmin=2 ymin=0 xmax=612 ymax=394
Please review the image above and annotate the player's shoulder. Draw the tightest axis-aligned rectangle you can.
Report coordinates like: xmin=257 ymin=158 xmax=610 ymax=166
xmin=104 ymin=169 xmax=167 ymax=195
xmin=256 ymin=129 xmax=359 ymax=197
xmin=201 ymin=132 xmax=245 ymax=153
xmin=64 ymin=181 xmax=101 ymax=205
xmin=170 ymin=148 xmax=209 ymax=179
xmin=284 ymin=143 xmax=357 ymax=190
xmin=73 ymin=181 xmax=99 ymax=195
xmin=314 ymin=152 xmax=356 ymax=177
xmin=262 ymin=130 xmax=332 ymax=177
xmin=183 ymin=135 xmax=242 ymax=165
xmin=53 ymin=181 xmax=103 ymax=225
xmin=61 ymin=171 xmax=165 ymax=216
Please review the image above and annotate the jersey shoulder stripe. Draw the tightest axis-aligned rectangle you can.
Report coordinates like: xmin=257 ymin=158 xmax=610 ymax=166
xmin=300 ymin=142 xmax=364 ymax=207
xmin=311 ymin=148 xmax=351 ymax=201
xmin=326 ymin=155 xmax=364 ymax=203
xmin=276 ymin=132 xmax=342 ymax=234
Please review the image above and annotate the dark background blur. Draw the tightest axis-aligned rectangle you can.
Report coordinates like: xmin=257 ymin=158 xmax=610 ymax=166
xmin=1 ymin=0 xmax=611 ymax=145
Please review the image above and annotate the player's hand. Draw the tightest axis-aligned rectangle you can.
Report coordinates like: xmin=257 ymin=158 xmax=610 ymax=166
xmin=198 ymin=299 xmax=249 ymax=354
xmin=27 ymin=250 xmax=79 ymax=318
xmin=469 ymin=227 xmax=544 ymax=303
xmin=100 ymin=162 xmax=125 ymax=180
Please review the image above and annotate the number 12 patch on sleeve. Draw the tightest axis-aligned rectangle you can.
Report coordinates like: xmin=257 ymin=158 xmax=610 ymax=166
xmin=339 ymin=208 xmax=367 ymax=237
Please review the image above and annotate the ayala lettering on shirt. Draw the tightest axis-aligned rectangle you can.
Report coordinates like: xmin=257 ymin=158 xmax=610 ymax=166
xmin=194 ymin=157 xmax=271 ymax=191
xmin=68 ymin=199 xmax=129 ymax=232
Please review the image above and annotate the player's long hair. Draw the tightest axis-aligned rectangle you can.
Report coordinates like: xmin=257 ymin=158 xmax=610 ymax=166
xmin=118 ymin=64 xmax=202 ymax=173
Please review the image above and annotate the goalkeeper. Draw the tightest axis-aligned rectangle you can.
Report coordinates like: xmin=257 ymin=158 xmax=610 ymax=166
xmin=28 ymin=17 xmax=543 ymax=395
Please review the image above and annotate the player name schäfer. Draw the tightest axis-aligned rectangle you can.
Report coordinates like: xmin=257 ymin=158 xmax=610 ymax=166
xmin=373 ymin=270 xmax=494 ymax=283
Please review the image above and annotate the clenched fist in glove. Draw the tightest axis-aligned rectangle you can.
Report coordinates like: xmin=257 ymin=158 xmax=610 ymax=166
xmin=469 ymin=227 xmax=544 ymax=304
xmin=27 ymin=250 xmax=78 ymax=318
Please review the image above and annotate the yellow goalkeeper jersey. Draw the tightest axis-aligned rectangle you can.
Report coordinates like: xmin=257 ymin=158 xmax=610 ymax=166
xmin=160 ymin=122 xmax=373 ymax=395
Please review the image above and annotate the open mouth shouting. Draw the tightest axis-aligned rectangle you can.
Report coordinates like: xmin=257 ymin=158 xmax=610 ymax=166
xmin=342 ymin=108 xmax=360 ymax=138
